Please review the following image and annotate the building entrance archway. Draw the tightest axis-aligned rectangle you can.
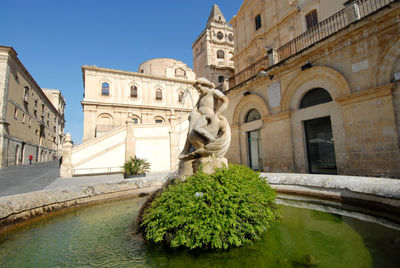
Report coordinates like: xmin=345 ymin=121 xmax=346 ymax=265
xmin=304 ymin=116 xmax=337 ymax=174
xmin=247 ymin=129 xmax=263 ymax=170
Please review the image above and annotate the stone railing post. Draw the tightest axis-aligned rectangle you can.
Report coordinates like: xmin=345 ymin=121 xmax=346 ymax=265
xmin=267 ymin=48 xmax=279 ymax=66
xmin=169 ymin=110 xmax=179 ymax=171
xmin=60 ymin=133 xmax=73 ymax=177
xmin=125 ymin=120 xmax=136 ymax=161
xmin=344 ymin=0 xmax=361 ymax=23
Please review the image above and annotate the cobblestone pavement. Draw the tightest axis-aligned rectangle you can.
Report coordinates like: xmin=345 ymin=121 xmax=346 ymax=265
xmin=0 ymin=161 xmax=60 ymax=197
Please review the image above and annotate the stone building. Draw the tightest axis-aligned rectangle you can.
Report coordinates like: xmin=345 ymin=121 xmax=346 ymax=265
xmin=81 ymin=59 xmax=197 ymax=142
xmin=0 ymin=46 xmax=65 ymax=168
xmin=60 ymin=59 xmax=198 ymax=176
xmin=193 ymin=4 xmax=235 ymax=91
xmin=224 ymin=0 xmax=400 ymax=178
xmin=42 ymin=88 xmax=66 ymax=155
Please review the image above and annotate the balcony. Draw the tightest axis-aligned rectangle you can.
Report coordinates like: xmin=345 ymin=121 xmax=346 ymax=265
xmin=234 ymin=0 xmax=395 ymax=85
xmin=277 ymin=0 xmax=395 ymax=62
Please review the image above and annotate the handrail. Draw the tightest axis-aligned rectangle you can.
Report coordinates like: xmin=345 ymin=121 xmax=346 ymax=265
xmin=73 ymin=166 xmax=123 ymax=175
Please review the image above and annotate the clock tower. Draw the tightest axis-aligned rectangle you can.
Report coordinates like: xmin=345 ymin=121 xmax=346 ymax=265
xmin=192 ymin=4 xmax=234 ymax=91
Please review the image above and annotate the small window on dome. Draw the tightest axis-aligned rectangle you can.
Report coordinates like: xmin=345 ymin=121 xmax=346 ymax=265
xmin=245 ymin=109 xmax=261 ymax=123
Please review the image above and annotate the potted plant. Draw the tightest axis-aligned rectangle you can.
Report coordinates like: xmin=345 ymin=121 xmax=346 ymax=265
xmin=123 ymin=156 xmax=151 ymax=178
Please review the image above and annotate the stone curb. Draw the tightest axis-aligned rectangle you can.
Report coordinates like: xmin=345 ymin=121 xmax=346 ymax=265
xmin=1 ymin=172 xmax=400 ymax=231
xmin=261 ymin=173 xmax=400 ymax=199
xmin=0 ymin=177 xmax=169 ymax=232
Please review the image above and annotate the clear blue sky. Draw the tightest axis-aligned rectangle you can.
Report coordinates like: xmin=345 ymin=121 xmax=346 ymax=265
xmin=1 ymin=0 xmax=243 ymax=143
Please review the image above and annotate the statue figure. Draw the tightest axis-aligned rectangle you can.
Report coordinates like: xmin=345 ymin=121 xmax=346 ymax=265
xmin=178 ymin=78 xmax=231 ymax=177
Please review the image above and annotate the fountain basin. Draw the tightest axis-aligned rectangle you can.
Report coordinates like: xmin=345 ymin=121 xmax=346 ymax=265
xmin=1 ymin=172 xmax=399 ymax=231
xmin=0 ymin=194 xmax=399 ymax=267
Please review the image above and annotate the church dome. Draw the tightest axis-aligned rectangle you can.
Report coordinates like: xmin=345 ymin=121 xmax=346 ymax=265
xmin=138 ymin=58 xmax=184 ymax=77
xmin=137 ymin=58 xmax=196 ymax=80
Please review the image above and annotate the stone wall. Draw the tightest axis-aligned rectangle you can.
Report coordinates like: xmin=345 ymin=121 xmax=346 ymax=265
xmin=225 ymin=2 xmax=400 ymax=178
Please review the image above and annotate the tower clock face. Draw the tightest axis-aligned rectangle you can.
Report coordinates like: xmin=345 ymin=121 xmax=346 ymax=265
xmin=228 ymin=34 xmax=234 ymax=42
xmin=217 ymin=31 xmax=224 ymax=40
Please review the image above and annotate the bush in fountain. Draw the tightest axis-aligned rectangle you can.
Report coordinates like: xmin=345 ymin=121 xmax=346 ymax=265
xmin=123 ymin=156 xmax=151 ymax=176
xmin=139 ymin=164 xmax=280 ymax=250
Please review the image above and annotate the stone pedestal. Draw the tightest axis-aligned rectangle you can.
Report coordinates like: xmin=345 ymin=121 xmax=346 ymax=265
xmin=60 ymin=133 xmax=73 ymax=177
xmin=177 ymin=155 xmax=228 ymax=180
xmin=345 ymin=0 xmax=361 ymax=23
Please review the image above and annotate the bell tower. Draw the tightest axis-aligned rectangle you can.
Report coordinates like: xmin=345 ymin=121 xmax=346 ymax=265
xmin=192 ymin=4 xmax=234 ymax=91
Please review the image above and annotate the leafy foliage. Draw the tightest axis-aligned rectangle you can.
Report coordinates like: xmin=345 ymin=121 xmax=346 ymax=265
xmin=140 ymin=164 xmax=280 ymax=250
xmin=123 ymin=156 xmax=150 ymax=176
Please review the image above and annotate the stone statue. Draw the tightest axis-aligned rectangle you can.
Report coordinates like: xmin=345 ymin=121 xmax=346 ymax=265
xmin=178 ymin=78 xmax=231 ymax=178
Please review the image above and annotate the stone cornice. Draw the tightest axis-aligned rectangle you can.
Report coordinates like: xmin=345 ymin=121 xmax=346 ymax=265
xmin=336 ymin=83 xmax=394 ymax=106
xmin=82 ymin=65 xmax=196 ymax=85
xmin=0 ymin=46 xmax=62 ymax=117
xmin=80 ymin=100 xmax=193 ymax=112
xmin=262 ymin=111 xmax=291 ymax=123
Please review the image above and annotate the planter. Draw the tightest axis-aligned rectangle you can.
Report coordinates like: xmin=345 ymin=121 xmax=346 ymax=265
xmin=124 ymin=173 xmax=147 ymax=179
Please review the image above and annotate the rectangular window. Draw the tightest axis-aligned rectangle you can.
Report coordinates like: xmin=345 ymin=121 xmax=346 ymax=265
xmin=156 ymin=89 xmax=162 ymax=100
xmin=22 ymin=113 xmax=25 ymax=123
xmin=24 ymin=86 xmax=29 ymax=102
xmin=14 ymin=108 xmax=18 ymax=119
xmin=131 ymin=86 xmax=138 ymax=98
xmin=306 ymin=10 xmax=318 ymax=29
xmin=255 ymin=14 xmax=262 ymax=31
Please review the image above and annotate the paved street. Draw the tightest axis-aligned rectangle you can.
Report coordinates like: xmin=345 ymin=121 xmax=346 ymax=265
xmin=0 ymin=161 xmax=60 ymax=197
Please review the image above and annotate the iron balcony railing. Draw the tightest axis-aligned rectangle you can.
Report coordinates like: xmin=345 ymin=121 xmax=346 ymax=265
xmin=235 ymin=0 xmax=395 ymax=82
xmin=277 ymin=0 xmax=395 ymax=62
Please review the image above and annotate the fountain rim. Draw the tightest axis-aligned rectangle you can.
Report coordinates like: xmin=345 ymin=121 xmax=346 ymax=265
xmin=0 ymin=172 xmax=399 ymax=233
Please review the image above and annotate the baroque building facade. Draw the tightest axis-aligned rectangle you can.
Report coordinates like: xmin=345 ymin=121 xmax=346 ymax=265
xmin=224 ymin=0 xmax=400 ymax=178
xmin=60 ymin=59 xmax=199 ymax=176
xmin=0 ymin=46 xmax=65 ymax=168
xmin=193 ymin=4 xmax=235 ymax=91
xmin=81 ymin=59 xmax=197 ymax=142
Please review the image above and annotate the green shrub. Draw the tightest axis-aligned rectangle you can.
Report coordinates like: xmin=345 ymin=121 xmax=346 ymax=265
xmin=140 ymin=164 xmax=280 ymax=250
xmin=123 ymin=156 xmax=150 ymax=176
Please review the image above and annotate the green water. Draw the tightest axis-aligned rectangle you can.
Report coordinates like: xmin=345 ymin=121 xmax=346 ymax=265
xmin=0 ymin=197 xmax=399 ymax=268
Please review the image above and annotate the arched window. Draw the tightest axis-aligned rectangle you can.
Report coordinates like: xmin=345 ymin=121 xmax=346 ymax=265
xmin=245 ymin=109 xmax=261 ymax=123
xmin=175 ymin=68 xmax=186 ymax=77
xmin=299 ymin=88 xmax=332 ymax=109
xmin=102 ymin=82 xmax=109 ymax=96
xmin=217 ymin=50 xmax=225 ymax=59
xmin=218 ymin=76 xmax=225 ymax=83
xmin=178 ymin=91 xmax=184 ymax=103
xmin=154 ymin=116 xmax=164 ymax=124
xmin=155 ymin=89 xmax=162 ymax=100
xmin=130 ymin=86 xmax=138 ymax=98
xmin=131 ymin=115 xmax=140 ymax=124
